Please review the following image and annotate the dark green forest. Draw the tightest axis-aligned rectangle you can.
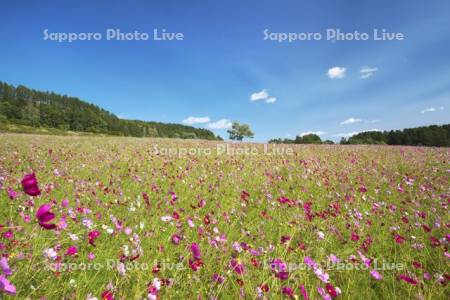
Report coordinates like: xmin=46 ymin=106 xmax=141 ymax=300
xmin=340 ymin=125 xmax=450 ymax=146
xmin=269 ymin=124 xmax=450 ymax=147
xmin=0 ymin=81 xmax=219 ymax=140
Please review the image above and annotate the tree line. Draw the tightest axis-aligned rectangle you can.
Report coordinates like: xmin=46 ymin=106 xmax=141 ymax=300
xmin=269 ymin=134 xmax=334 ymax=145
xmin=340 ymin=125 xmax=450 ymax=146
xmin=269 ymin=124 xmax=450 ymax=147
xmin=0 ymin=81 xmax=219 ymax=140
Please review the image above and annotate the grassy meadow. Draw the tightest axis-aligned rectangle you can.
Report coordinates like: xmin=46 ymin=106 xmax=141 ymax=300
xmin=0 ymin=134 xmax=448 ymax=299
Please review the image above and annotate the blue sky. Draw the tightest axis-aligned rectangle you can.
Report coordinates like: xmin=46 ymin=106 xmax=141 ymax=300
xmin=0 ymin=0 xmax=449 ymax=141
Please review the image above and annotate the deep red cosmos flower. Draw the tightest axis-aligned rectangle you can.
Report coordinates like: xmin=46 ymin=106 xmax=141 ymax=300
xmin=36 ymin=204 xmax=57 ymax=229
xmin=21 ymin=173 xmax=41 ymax=196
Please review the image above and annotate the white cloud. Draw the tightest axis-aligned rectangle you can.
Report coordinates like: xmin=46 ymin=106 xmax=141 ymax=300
xmin=182 ymin=116 xmax=211 ymax=125
xmin=250 ymin=89 xmax=269 ymax=101
xmin=360 ymin=66 xmax=378 ymax=79
xmin=300 ymin=131 xmax=326 ymax=137
xmin=333 ymin=131 xmax=360 ymax=138
xmin=340 ymin=117 xmax=362 ymax=125
xmin=420 ymin=106 xmax=444 ymax=114
xmin=207 ymin=119 xmax=232 ymax=129
xmin=250 ymin=89 xmax=277 ymax=104
xmin=420 ymin=107 xmax=436 ymax=114
xmin=327 ymin=66 xmax=346 ymax=79
xmin=333 ymin=129 xmax=380 ymax=138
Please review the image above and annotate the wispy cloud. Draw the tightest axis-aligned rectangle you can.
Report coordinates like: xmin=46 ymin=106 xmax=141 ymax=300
xmin=300 ymin=131 xmax=326 ymax=137
xmin=340 ymin=117 xmax=362 ymax=125
xmin=360 ymin=66 xmax=378 ymax=79
xmin=333 ymin=129 xmax=380 ymax=138
xmin=182 ymin=116 xmax=211 ymax=125
xmin=420 ymin=106 xmax=444 ymax=114
xmin=250 ymin=90 xmax=277 ymax=103
xmin=327 ymin=66 xmax=346 ymax=79
xmin=207 ymin=119 xmax=232 ymax=129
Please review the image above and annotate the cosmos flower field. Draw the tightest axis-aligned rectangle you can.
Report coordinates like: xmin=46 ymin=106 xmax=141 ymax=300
xmin=0 ymin=134 xmax=448 ymax=299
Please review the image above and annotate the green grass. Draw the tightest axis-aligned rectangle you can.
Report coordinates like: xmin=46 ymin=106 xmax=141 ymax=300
xmin=0 ymin=134 xmax=448 ymax=299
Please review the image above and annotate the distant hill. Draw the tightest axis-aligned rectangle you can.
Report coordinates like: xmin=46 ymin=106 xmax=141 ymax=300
xmin=0 ymin=81 xmax=219 ymax=140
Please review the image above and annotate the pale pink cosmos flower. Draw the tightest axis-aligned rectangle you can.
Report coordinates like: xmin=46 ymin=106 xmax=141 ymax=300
xmin=304 ymin=256 xmax=329 ymax=283
xmin=370 ymin=270 xmax=382 ymax=280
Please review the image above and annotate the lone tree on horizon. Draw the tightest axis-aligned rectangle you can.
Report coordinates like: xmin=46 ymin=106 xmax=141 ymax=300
xmin=228 ymin=122 xmax=254 ymax=141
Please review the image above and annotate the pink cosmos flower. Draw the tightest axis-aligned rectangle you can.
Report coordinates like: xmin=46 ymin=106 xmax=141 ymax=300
xmin=423 ymin=272 xmax=432 ymax=280
xmin=357 ymin=250 xmax=371 ymax=267
xmin=171 ymin=234 xmax=181 ymax=245
xmin=281 ymin=286 xmax=294 ymax=298
xmin=370 ymin=270 xmax=382 ymax=280
xmin=249 ymin=248 xmax=261 ymax=256
xmin=328 ymin=254 xmax=340 ymax=264
xmin=0 ymin=275 xmax=16 ymax=295
xmin=58 ymin=217 xmax=67 ymax=230
xmin=276 ymin=271 xmax=289 ymax=280
xmin=351 ymin=232 xmax=359 ymax=241
xmin=232 ymin=242 xmax=243 ymax=252
xmin=61 ymin=199 xmax=69 ymax=208
xmin=394 ymin=234 xmax=405 ymax=244
xmin=281 ymin=235 xmax=292 ymax=244
xmin=398 ymin=274 xmax=417 ymax=285
xmin=317 ymin=286 xmax=332 ymax=300
xmin=101 ymin=290 xmax=114 ymax=300
xmin=188 ymin=258 xmax=204 ymax=271
xmin=0 ymin=258 xmax=12 ymax=277
xmin=36 ymin=204 xmax=57 ymax=229
xmin=65 ymin=246 xmax=78 ymax=256
xmin=190 ymin=243 xmax=201 ymax=259
xmin=270 ymin=258 xmax=287 ymax=272
xmin=299 ymin=285 xmax=310 ymax=300
xmin=325 ymin=283 xmax=340 ymax=298
xmin=304 ymin=256 xmax=329 ymax=283
xmin=0 ymin=257 xmax=15 ymax=295
xmin=230 ymin=258 xmax=245 ymax=275
xmin=212 ymin=273 xmax=224 ymax=284
xmin=7 ymin=188 xmax=17 ymax=200
xmin=88 ymin=230 xmax=100 ymax=246
xmin=2 ymin=231 xmax=13 ymax=240
xmin=21 ymin=173 xmax=41 ymax=196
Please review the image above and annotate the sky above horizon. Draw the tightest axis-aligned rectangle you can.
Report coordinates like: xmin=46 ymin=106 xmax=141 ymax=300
xmin=1 ymin=0 xmax=449 ymax=142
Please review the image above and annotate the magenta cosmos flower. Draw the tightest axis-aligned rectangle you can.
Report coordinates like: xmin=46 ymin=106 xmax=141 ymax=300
xmin=190 ymin=243 xmax=201 ymax=259
xmin=36 ymin=204 xmax=57 ymax=229
xmin=0 ymin=275 xmax=16 ymax=295
xmin=230 ymin=258 xmax=245 ymax=275
xmin=65 ymin=246 xmax=78 ymax=256
xmin=101 ymin=290 xmax=114 ymax=300
xmin=21 ymin=173 xmax=41 ymax=196
xmin=0 ymin=257 xmax=15 ymax=295
xmin=88 ymin=230 xmax=101 ymax=246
